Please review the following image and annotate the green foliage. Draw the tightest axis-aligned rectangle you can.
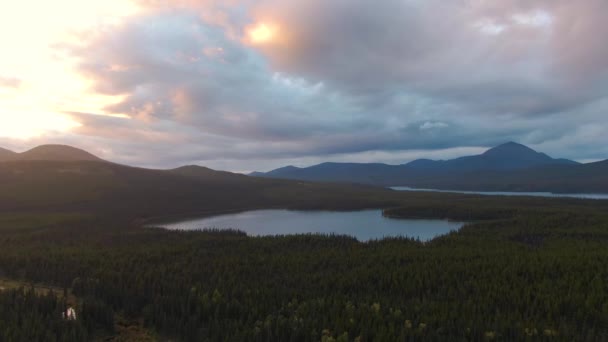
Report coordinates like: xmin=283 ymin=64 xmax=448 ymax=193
xmin=1 ymin=196 xmax=608 ymax=340
xmin=0 ymin=160 xmax=398 ymax=221
xmin=1 ymin=161 xmax=608 ymax=340
xmin=0 ymin=287 xmax=89 ymax=341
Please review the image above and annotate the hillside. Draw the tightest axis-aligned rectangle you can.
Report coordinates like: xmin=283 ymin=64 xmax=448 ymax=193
xmin=405 ymin=142 xmax=578 ymax=172
xmin=0 ymin=147 xmax=17 ymax=161
xmin=168 ymin=165 xmax=253 ymax=182
xmin=257 ymin=162 xmax=408 ymax=184
xmin=17 ymin=144 xmax=102 ymax=161
xmin=403 ymin=159 xmax=608 ymax=193
xmin=0 ymin=158 xmax=397 ymax=220
xmin=0 ymin=144 xmax=103 ymax=162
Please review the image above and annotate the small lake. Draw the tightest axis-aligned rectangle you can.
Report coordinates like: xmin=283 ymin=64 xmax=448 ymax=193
xmin=158 ymin=209 xmax=463 ymax=242
xmin=391 ymin=187 xmax=608 ymax=200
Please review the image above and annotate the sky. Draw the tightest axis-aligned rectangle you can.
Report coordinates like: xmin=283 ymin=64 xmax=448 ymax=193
xmin=1 ymin=0 xmax=607 ymax=172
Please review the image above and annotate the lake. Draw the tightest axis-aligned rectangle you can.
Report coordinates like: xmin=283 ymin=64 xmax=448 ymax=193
xmin=391 ymin=186 xmax=608 ymax=200
xmin=158 ymin=209 xmax=463 ymax=242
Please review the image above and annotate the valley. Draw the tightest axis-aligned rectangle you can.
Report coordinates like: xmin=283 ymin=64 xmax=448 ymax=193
xmin=1 ymin=144 xmax=608 ymax=340
xmin=4 ymin=2 xmax=608 ymax=340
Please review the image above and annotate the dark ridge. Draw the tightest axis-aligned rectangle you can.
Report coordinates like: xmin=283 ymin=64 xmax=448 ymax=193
xmin=16 ymin=144 xmax=102 ymax=162
xmin=0 ymin=147 xmax=17 ymax=161
xmin=250 ymin=142 xmax=595 ymax=192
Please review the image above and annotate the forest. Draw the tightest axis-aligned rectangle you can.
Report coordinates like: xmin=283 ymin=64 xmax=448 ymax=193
xmin=1 ymin=192 xmax=607 ymax=341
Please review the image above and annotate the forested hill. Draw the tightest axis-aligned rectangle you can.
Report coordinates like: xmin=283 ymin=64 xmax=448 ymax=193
xmin=394 ymin=159 xmax=608 ymax=193
xmin=2 ymin=192 xmax=608 ymax=340
xmin=0 ymin=158 xmax=397 ymax=221
xmin=2 ymin=144 xmax=608 ymax=340
xmin=250 ymin=142 xmax=608 ymax=193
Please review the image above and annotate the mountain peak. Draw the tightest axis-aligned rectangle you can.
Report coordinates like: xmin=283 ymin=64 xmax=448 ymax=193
xmin=17 ymin=144 xmax=102 ymax=162
xmin=502 ymin=141 xmax=524 ymax=146
xmin=172 ymin=165 xmax=214 ymax=172
xmin=483 ymin=142 xmax=538 ymax=157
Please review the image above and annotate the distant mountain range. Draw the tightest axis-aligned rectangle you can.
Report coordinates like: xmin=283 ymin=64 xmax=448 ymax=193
xmin=2 ymin=142 xmax=608 ymax=194
xmin=251 ymin=142 xmax=608 ymax=193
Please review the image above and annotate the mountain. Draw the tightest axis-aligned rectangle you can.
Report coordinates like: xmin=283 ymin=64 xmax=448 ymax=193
xmin=250 ymin=142 xmax=592 ymax=191
xmin=168 ymin=165 xmax=256 ymax=183
xmin=0 ymin=144 xmax=103 ymax=162
xmin=16 ymin=144 xmax=103 ymax=162
xmin=0 ymin=148 xmax=395 ymax=220
xmin=404 ymin=142 xmax=578 ymax=172
xmin=0 ymin=147 xmax=17 ymax=161
xmin=266 ymin=165 xmax=301 ymax=176
xmin=253 ymin=162 xmax=407 ymax=184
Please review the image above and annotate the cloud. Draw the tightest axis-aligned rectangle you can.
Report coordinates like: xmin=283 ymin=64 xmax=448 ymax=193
xmin=250 ymin=0 xmax=608 ymax=116
xmin=22 ymin=0 xmax=605 ymax=170
xmin=420 ymin=122 xmax=449 ymax=131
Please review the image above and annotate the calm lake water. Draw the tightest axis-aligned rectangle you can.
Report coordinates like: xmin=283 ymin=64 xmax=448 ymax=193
xmin=391 ymin=187 xmax=608 ymax=200
xmin=159 ymin=209 xmax=463 ymax=242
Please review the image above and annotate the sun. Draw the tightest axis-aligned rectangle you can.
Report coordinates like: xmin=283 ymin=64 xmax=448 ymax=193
xmin=247 ymin=22 xmax=278 ymax=44
xmin=0 ymin=112 xmax=80 ymax=139
xmin=0 ymin=0 xmax=141 ymax=140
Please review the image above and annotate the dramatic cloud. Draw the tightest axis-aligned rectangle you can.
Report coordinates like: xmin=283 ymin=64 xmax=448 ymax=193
xmin=250 ymin=0 xmax=608 ymax=116
xmin=3 ymin=0 xmax=608 ymax=171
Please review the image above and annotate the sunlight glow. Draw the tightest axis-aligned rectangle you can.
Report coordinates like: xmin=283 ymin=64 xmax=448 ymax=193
xmin=0 ymin=0 xmax=141 ymax=139
xmin=247 ymin=22 xmax=278 ymax=44
xmin=0 ymin=110 xmax=80 ymax=139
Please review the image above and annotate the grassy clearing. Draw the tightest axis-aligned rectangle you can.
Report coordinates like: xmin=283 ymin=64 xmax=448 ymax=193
xmin=0 ymin=277 xmax=78 ymax=306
